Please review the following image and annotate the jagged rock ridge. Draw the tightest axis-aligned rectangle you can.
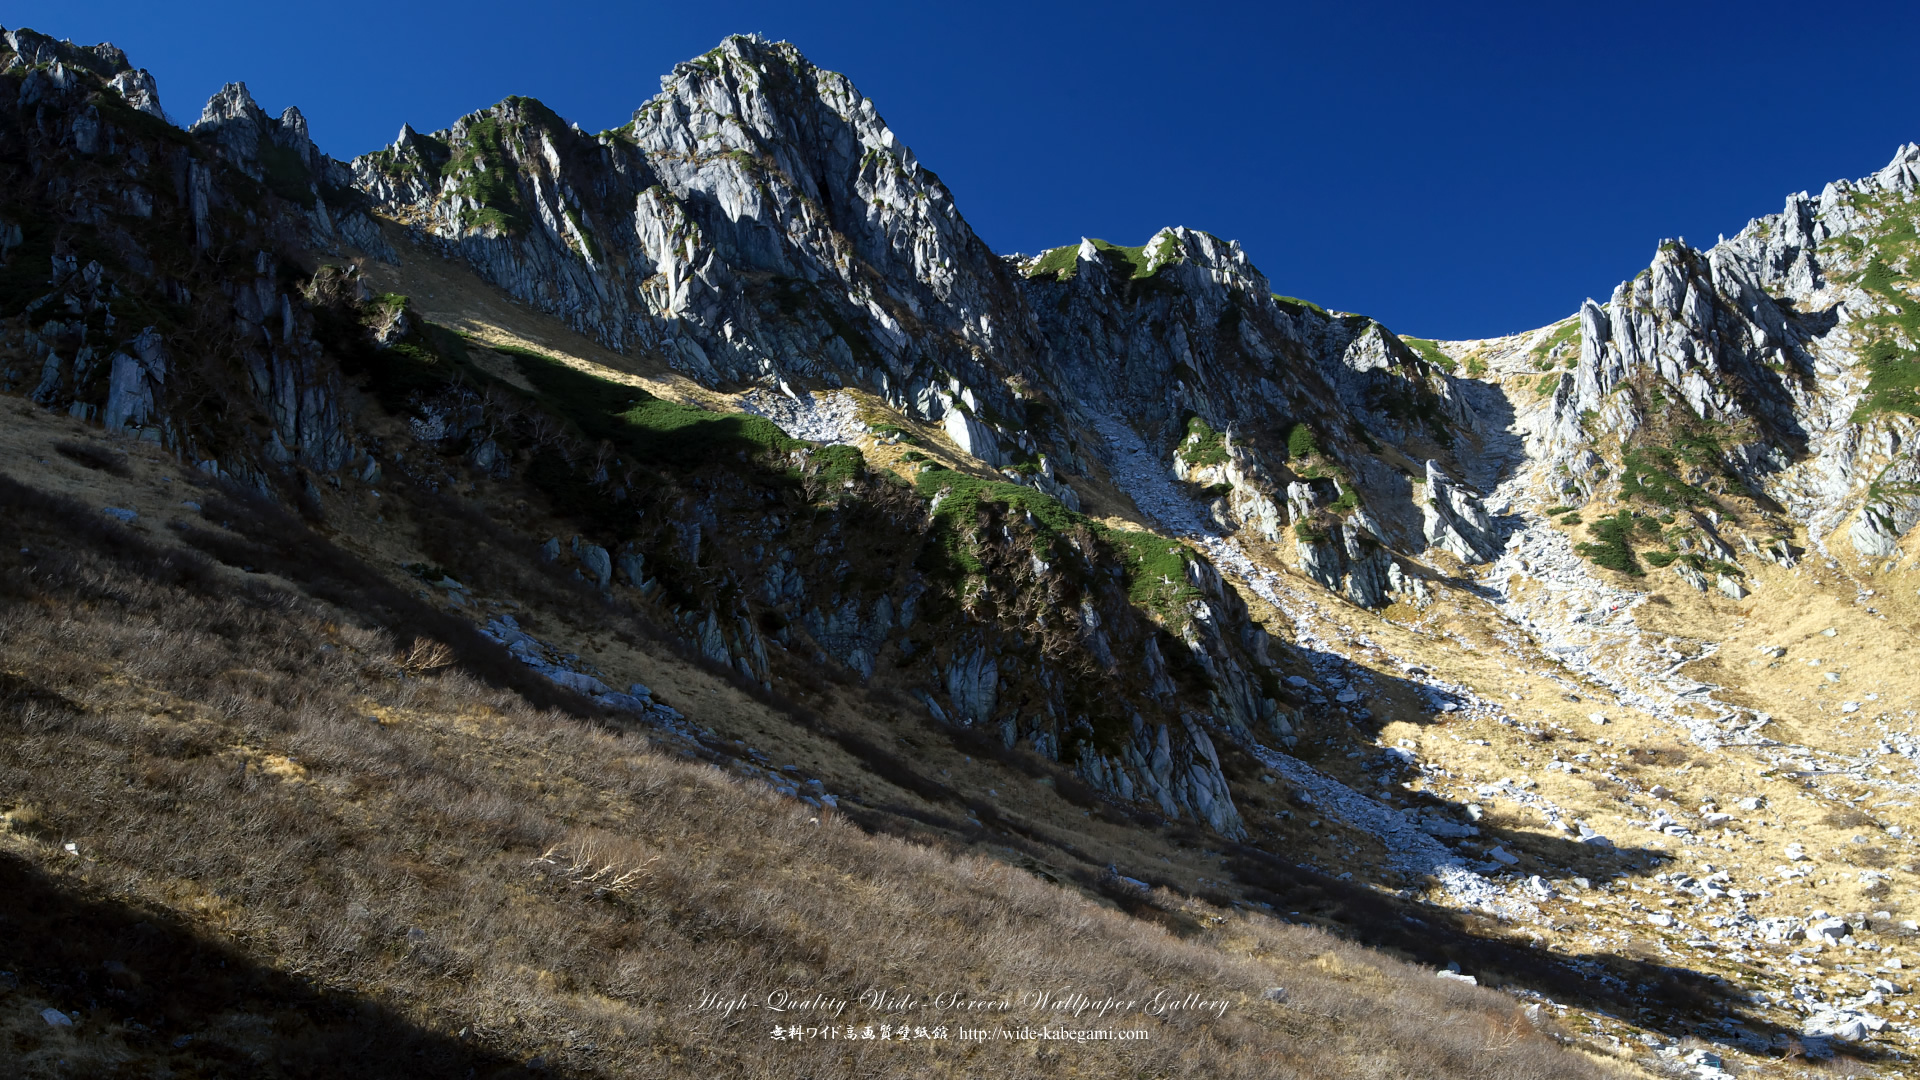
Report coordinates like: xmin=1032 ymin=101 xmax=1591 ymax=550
xmin=0 ymin=28 xmax=1296 ymax=838
xmin=350 ymin=36 xmax=1516 ymax=610
xmin=1539 ymin=143 xmax=1920 ymax=565
xmin=353 ymin=35 xmax=1043 ymax=435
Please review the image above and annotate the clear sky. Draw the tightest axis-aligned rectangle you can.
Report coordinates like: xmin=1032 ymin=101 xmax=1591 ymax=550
xmin=15 ymin=1 xmax=1919 ymax=339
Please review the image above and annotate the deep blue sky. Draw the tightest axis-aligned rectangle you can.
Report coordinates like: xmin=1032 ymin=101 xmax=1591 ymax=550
xmin=17 ymin=2 xmax=1918 ymax=338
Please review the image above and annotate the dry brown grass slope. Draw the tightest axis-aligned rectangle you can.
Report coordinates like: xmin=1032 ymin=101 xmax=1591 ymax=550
xmin=0 ymin=428 xmax=1627 ymax=1077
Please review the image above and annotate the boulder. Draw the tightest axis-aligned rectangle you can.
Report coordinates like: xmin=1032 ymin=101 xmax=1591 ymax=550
xmin=1673 ymin=563 xmax=1709 ymax=591
xmin=1421 ymin=461 xmax=1500 ymax=562
xmin=1810 ymin=917 xmax=1852 ymax=943
xmin=616 ymin=545 xmax=646 ymax=586
xmin=573 ymin=539 xmax=612 ymax=587
xmin=547 ymin=670 xmax=613 ymax=697
xmin=942 ymin=406 xmax=1006 ymax=467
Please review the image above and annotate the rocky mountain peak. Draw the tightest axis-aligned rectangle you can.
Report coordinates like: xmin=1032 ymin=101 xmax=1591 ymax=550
xmin=190 ymin=80 xmax=338 ymax=200
xmin=351 ymin=36 xmax=1041 ymax=434
xmin=16 ymin=33 xmax=1920 ymax=1069
xmin=195 ymin=80 xmax=266 ymax=130
xmin=1 ymin=26 xmax=132 ymax=79
xmin=1494 ymin=140 xmax=1920 ymax=589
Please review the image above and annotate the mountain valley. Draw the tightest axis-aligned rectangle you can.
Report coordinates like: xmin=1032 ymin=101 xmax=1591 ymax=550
xmin=3 ymin=24 xmax=1920 ymax=1079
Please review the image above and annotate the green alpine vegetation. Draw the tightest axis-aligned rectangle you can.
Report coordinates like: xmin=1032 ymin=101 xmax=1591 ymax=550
xmin=1575 ymin=510 xmax=1652 ymax=576
xmin=1529 ymin=318 xmax=1580 ymax=370
xmin=394 ymin=96 xmax=571 ymax=236
xmin=1024 ymin=234 xmax=1181 ymax=282
xmin=912 ymin=466 xmax=1200 ymax=615
xmin=1618 ymin=446 xmax=1710 ymax=511
xmin=1270 ymin=293 xmax=1328 ymax=316
xmin=1849 ymin=251 xmax=1920 ymax=420
xmin=1180 ymin=415 xmax=1231 ymax=467
xmin=1401 ymin=336 xmax=1457 ymax=374
xmin=1285 ymin=422 xmax=1321 ymax=461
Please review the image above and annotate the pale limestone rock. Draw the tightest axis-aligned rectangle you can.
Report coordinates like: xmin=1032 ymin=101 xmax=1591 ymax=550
xmin=942 ymin=407 xmax=1006 ymax=467
xmin=1673 ymin=563 xmax=1709 ymax=591
xmin=1421 ymin=461 xmax=1500 ymax=562
xmin=108 ymin=68 xmax=163 ymax=118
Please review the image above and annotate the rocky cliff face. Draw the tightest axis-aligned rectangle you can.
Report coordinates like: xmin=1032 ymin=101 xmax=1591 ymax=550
xmin=0 ymin=28 xmax=1289 ymax=839
xmin=0 ymin=29 xmax=399 ymax=487
xmin=352 ymin=35 xmax=1042 ymax=434
xmin=1536 ymin=144 xmax=1920 ymax=567
xmin=348 ymin=36 xmax=1518 ymax=611
xmin=1011 ymin=228 xmax=1509 ymax=606
xmin=12 ymin=21 xmax=1920 ymax=848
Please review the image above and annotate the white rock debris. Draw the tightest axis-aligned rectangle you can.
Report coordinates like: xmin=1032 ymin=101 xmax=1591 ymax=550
xmin=737 ymin=388 xmax=867 ymax=446
xmin=1082 ymin=403 xmax=1546 ymax=915
xmin=1251 ymin=744 xmax=1534 ymax=918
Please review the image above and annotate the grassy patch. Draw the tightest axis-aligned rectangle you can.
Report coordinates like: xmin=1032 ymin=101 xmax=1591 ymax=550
xmin=1669 ymin=428 xmax=1725 ymax=469
xmin=494 ymin=344 xmax=802 ymax=467
xmin=914 ymin=467 xmax=1076 ymax=576
xmin=1644 ymin=549 xmax=1742 ymax=577
xmin=1026 ymin=244 xmax=1080 ymax=279
xmin=1024 ymin=237 xmax=1175 ymax=282
xmin=1271 ymin=294 xmax=1328 ymax=316
xmin=1850 ymin=257 xmax=1920 ymax=419
xmin=912 ymin=466 xmax=1199 ymax=614
xmin=1529 ymin=319 xmax=1580 ymax=366
xmin=1180 ymin=416 xmax=1230 ymax=467
xmin=914 ymin=464 xmax=1057 ymax=531
xmin=362 ymin=130 xmax=452 ymax=188
xmin=52 ymin=439 xmax=130 ymax=477
xmin=1098 ymin=527 xmax=1202 ymax=612
xmin=1400 ymin=337 xmax=1456 ymax=374
xmin=439 ymin=99 xmax=568 ymax=236
xmin=814 ymin=444 xmax=865 ymax=488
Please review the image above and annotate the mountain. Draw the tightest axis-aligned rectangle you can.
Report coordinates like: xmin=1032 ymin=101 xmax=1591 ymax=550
xmin=4 ymin=23 xmax=1920 ymax=1078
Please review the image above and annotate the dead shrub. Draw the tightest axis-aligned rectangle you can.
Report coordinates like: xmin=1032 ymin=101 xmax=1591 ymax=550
xmin=1 ymin=802 xmax=53 ymax=840
xmin=399 ymin=637 xmax=455 ymax=676
xmin=0 ymin=459 xmax=1629 ymax=1080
